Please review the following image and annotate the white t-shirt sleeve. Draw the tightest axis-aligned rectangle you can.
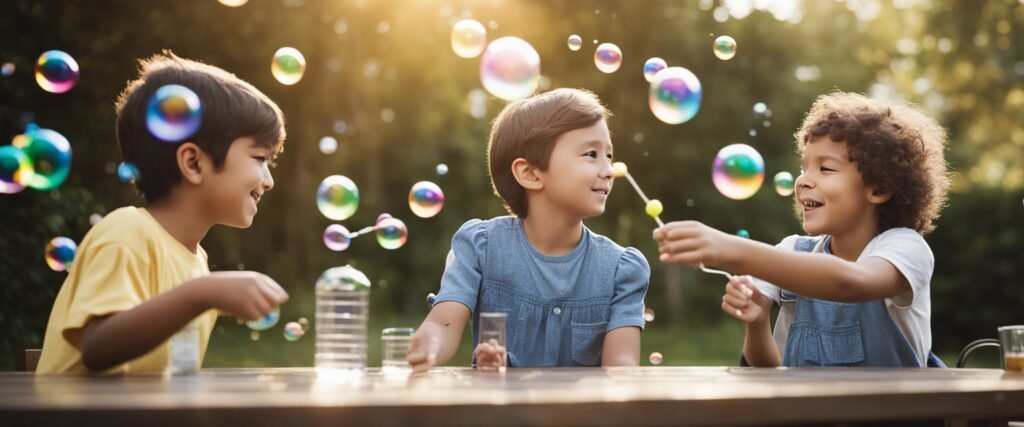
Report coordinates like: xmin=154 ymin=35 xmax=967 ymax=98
xmin=750 ymin=235 xmax=801 ymax=304
xmin=860 ymin=228 xmax=934 ymax=308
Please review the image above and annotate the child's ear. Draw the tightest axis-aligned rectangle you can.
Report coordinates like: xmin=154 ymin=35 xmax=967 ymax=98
xmin=177 ymin=142 xmax=206 ymax=185
xmin=511 ymin=157 xmax=543 ymax=190
xmin=866 ymin=186 xmax=892 ymax=204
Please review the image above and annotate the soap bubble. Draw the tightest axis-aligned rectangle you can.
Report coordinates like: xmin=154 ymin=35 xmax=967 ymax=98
xmin=35 ymin=50 xmax=79 ymax=93
xmin=271 ymin=47 xmax=306 ymax=85
xmin=594 ymin=43 xmax=623 ymax=73
xmin=480 ymin=37 xmax=541 ymax=101
xmin=648 ymin=67 xmax=702 ymax=125
xmin=451 ymin=19 xmax=487 ymax=58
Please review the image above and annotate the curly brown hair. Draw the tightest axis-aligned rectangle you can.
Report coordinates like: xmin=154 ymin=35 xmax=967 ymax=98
xmin=794 ymin=91 xmax=950 ymax=234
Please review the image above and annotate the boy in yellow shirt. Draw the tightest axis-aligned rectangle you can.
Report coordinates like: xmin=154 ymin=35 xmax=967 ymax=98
xmin=37 ymin=52 xmax=289 ymax=374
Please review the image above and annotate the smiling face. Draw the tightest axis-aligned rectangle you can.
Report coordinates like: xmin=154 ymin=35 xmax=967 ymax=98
xmin=200 ymin=136 xmax=275 ymax=228
xmin=534 ymin=120 xmax=615 ymax=220
xmin=795 ymin=136 xmax=882 ymax=237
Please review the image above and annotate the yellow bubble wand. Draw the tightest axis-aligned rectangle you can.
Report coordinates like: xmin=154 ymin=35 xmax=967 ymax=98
xmin=613 ymin=162 xmax=733 ymax=281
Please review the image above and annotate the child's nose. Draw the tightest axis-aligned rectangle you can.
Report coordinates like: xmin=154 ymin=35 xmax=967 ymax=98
xmin=796 ymin=173 xmax=812 ymax=189
xmin=262 ymin=169 xmax=275 ymax=191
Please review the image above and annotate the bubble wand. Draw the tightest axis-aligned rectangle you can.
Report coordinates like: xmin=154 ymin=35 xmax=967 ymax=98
xmin=613 ymin=162 xmax=733 ymax=281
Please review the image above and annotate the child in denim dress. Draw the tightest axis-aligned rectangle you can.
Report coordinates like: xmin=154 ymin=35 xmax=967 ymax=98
xmin=406 ymin=88 xmax=650 ymax=370
xmin=654 ymin=92 xmax=950 ymax=367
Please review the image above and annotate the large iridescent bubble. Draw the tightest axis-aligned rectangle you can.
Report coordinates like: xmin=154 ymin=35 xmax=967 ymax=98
xmin=45 ymin=236 xmax=77 ymax=272
xmin=408 ymin=181 xmax=445 ymax=218
xmin=146 ymin=84 xmax=202 ymax=143
xmin=271 ymin=47 xmax=306 ymax=85
xmin=450 ymin=19 xmax=487 ymax=58
xmin=376 ymin=216 xmax=408 ymax=250
xmin=648 ymin=67 xmax=702 ymax=125
xmin=35 ymin=50 xmax=79 ymax=93
xmin=774 ymin=171 xmax=795 ymax=196
xmin=0 ymin=145 xmax=33 ymax=194
xmin=480 ymin=37 xmax=540 ymax=101
xmin=594 ymin=43 xmax=622 ymax=73
xmin=643 ymin=57 xmax=667 ymax=83
xmin=316 ymin=175 xmax=360 ymax=221
xmin=713 ymin=35 xmax=737 ymax=60
xmin=12 ymin=127 xmax=71 ymax=191
xmin=323 ymin=224 xmax=352 ymax=251
xmin=712 ymin=144 xmax=765 ymax=200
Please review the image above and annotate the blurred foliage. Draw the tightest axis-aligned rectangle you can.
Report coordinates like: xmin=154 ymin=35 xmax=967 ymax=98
xmin=0 ymin=0 xmax=1021 ymax=369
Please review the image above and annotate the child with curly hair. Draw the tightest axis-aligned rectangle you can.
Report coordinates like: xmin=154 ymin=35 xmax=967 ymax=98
xmin=654 ymin=91 xmax=950 ymax=367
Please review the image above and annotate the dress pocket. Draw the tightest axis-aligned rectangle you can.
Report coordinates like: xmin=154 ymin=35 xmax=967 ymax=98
xmin=786 ymin=321 xmax=865 ymax=367
xmin=571 ymin=322 xmax=608 ymax=366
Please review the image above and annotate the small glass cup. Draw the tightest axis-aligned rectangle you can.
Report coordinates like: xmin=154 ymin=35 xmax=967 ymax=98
xmin=478 ymin=312 xmax=508 ymax=371
xmin=381 ymin=327 xmax=414 ymax=377
xmin=998 ymin=325 xmax=1024 ymax=373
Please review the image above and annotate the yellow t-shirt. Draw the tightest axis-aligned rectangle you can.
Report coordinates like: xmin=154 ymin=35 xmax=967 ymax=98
xmin=37 ymin=207 xmax=217 ymax=374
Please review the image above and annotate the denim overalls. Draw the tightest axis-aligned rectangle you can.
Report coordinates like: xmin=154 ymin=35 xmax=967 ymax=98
xmin=779 ymin=237 xmax=920 ymax=367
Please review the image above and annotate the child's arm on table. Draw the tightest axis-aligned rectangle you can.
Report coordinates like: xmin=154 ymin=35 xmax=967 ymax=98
xmin=80 ymin=271 xmax=287 ymax=371
xmin=407 ymin=301 xmax=470 ymax=373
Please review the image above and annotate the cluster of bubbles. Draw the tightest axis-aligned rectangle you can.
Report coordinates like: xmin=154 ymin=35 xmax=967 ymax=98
xmin=146 ymin=84 xmax=202 ymax=142
xmin=450 ymin=19 xmax=540 ymax=102
xmin=35 ymin=50 xmax=79 ymax=93
xmin=319 ymin=136 xmax=338 ymax=155
xmin=451 ymin=19 xmax=487 ymax=58
xmin=322 ymin=214 xmax=410 ymax=252
xmin=712 ymin=144 xmax=765 ymax=200
xmin=713 ymin=35 xmax=737 ymax=60
xmin=642 ymin=57 xmax=667 ymax=82
xmin=244 ymin=308 xmax=308 ymax=342
xmin=594 ymin=43 xmax=623 ymax=73
xmin=408 ymin=181 xmax=445 ymax=218
xmin=479 ymin=36 xmax=540 ymax=101
xmin=648 ymin=67 xmax=703 ymax=125
xmin=774 ymin=171 xmax=795 ymax=196
xmin=45 ymin=236 xmax=77 ymax=272
xmin=271 ymin=47 xmax=306 ymax=85
xmin=1 ymin=126 xmax=72 ymax=193
xmin=567 ymin=34 xmax=583 ymax=51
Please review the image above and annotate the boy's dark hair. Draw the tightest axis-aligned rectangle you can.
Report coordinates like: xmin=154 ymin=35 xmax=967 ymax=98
xmin=115 ymin=51 xmax=285 ymax=203
xmin=794 ymin=91 xmax=950 ymax=234
xmin=487 ymin=88 xmax=610 ymax=218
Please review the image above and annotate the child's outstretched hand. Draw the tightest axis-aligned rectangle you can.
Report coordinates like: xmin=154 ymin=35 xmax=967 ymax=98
xmin=653 ymin=221 xmax=735 ymax=267
xmin=406 ymin=324 xmax=443 ymax=373
xmin=721 ymin=275 xmax=772 ymax=325
xmin=473 ymin=339 xmax=507 ymax=371
xmin=196 ymin=271 xmax=289 ymax=321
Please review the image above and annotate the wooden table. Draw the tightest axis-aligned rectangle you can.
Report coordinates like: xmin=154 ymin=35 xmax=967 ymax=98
xmin=1 ymin=367 xmax=1023 ymax=426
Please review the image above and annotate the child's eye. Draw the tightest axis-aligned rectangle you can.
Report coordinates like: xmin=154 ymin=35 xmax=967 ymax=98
xmin=821 ymin=166 xmax=834 ymax=172
xmin=583 ymin=151 xmax=598 ymax=158
xmin=254 ymin=156 xmax=268 ymax=164
xmin=606 ymin=153 xmax=613 ymax=160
